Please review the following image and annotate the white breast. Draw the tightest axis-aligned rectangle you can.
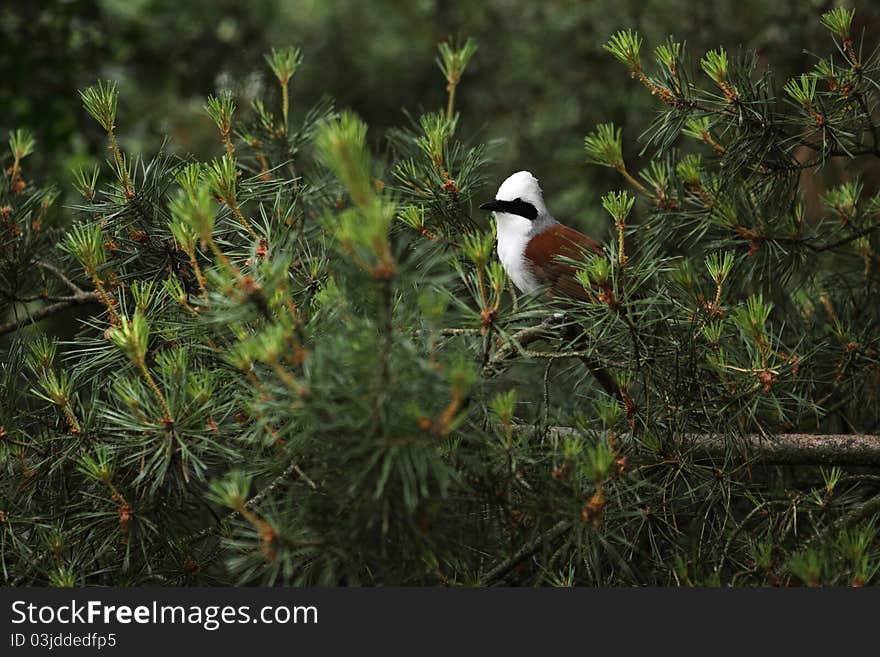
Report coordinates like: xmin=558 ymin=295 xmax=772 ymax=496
xmin=495 ymin=212 xmax=539 ymax=294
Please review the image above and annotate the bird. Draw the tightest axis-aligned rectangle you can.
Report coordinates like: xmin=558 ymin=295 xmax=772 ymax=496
xmin=480 ymin=170 xmax=621 ymax=399
xmin=479 ymin=170 xmax=602 ymax=300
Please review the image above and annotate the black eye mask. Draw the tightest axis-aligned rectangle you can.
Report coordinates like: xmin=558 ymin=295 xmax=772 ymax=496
xmin=479 ymin=197 xmax=539 ymax=220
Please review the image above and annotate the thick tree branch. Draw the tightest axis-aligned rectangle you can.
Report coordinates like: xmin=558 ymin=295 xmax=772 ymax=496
xmin=530 ymin=427 xmax=880 ymax=466
xmin=0 ymin=291 xmax=100 ymax=337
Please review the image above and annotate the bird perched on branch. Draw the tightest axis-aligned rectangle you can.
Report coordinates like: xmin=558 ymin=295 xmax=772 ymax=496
xmin=480 ymin=171 xmax=620 ymax=398
xmin=480 ymin=171 xmax=602 ymax=300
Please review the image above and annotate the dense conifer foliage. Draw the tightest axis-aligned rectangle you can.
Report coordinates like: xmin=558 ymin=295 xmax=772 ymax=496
xmin=2 ymin=9 xmax=880 ymax=586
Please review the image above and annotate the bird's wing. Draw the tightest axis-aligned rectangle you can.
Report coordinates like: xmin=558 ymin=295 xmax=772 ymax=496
xmin=524 ymin=224 xmax=603 ymax=301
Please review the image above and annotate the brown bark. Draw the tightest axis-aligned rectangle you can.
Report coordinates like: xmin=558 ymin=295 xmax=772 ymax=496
xmin=532 ymin=427 xmax=880 ymax=466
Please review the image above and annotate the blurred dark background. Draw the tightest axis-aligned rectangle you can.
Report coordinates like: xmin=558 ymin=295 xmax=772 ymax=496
xmin=3 ymin=0 xmax=878 ymax=233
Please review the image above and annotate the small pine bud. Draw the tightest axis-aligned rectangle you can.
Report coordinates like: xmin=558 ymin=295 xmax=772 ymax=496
xmin=611 ymin=370 xmax=633 ymax=392
xmin=486 ymin=260 xmax=507 ymax=296
xmin=27 ymin=335 xmax=57 ymax=374
xmin=49 ymin=568 xmax=77 ymax=588
xmin=584 ymin=123 xmax=624 ymax=169
xmin=107 ymin=310 xmax=150 ymax=366
xmin=601 ymin=190 xmax=635 ymax=224
xmin=854 ymin=236 xmax=872 ymax=259
xmin=79 ymin=80 xmax=119 ymax=133
xmin=8 ymin=128 xmax=35 ymax=161
xmin=604 ymin=29 xmax=643 ymax=72
xmin=176 ymin=163 xmax=203 ymax=197
xmin=784 ymin=74 xmax=818 ymax=108
xmin=31 ymin=369 xmax=74 ymax=407
xmin=130 ymin=280 xmax=158 ymax=312
xmin=315 ymin=111 xmax=373 ymax=208
xmin=77 ymin=446 xmax=114 ymax=483
xmin=205 ymin=154 xmax=238 ymax=205
xmin=700 ymin=48 xmax=729 ymax=85
xmin=709 ymin=198 xmax=738 ymax=227
xmin=61 ymin=223 xmax=107 ymax=273
xmin=168 ymin=216 xmax=198 ymax=253
xmin=585 ymin=439 xmax=615 ymax=483
xmin=436 ymin=37 xmax=478 ymax=90
xmin=447 ymin=360 xmax=476 ymax=396
xmin=417 ymin=112 xmax=457 ymax=169
xmin=265 ymin=46 xmax=303 ymax=86
xmin=462 ymin=230 xmax=494 ymax=269
xmin=162 ymin=276 xmax=188 ymax=306
xmin=676 ymin=154 xmax=702 ymax=187
xmin=398 ymin=205 xmax=427 ymax=233
xmin=205 ymin=90 xmax=236 ymax=137
xmin=788 ymin=549 xmax=822 ymax=587
xmin=654 ymin=40 xmax=681 ymax=72
xmin=751 ymin=541 xmax=773 ymax=570
xmin=672 ymin=260 xmax=694 ymax=288
xmin=705 ymin=251 xmax=735 ymax=285
xmin=594 ymin=398 xmax=624 ymax=432
xmin=639 ymin=161 xmax=670 ymax=196
xmin=701 ymin=321 xmax=725 ymax=344
xmin=490 ymin=389 xmax=517 ymax=427
xmin=251 ymin=98 xmax=276 ymax=132
xmin=561 ymin=435 xmax=583 ymax=463
xmin=578 ymin=255 xmax=611 ymax=287
xmin=681 ymin=117 xmax=712 ymax=141
xmin=108 ymin=150 xmax=134 ymax=195
xmin=208 ymin=470 xmax=252 ymax=510
xmin=254 ymin=323 xmax=287 ymax=364
xmin=820 ymin=7 xmax=855 ymax=40
xmin=733 ymin=293 xmax=772 ymax=339
xmin=821 ymin=181 xmax=860 ymax=224
xmin=73 ymin=164 xmax=100 ymax=202
xmin=169 ymin=185 xmax=216 ymax=243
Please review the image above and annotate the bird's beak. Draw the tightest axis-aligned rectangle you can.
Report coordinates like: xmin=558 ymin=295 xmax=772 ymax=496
xmin=480 ymin=200 xmax=502 ymax=212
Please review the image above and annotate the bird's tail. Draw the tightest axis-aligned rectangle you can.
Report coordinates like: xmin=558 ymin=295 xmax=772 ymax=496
xmin=577 ymin=353 xmax=622 ymax=400
xmin=558 ymin=321 xmax=624 ymax=401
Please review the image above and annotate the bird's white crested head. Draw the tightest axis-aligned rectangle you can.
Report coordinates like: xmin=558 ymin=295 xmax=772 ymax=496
xmin=495 ymin=170 xmax=547 ymax=215
xmin=484 ymin=171 xmax=549 ymax=294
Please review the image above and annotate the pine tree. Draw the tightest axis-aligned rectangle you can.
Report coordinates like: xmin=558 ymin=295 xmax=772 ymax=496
xmin=1 ymin=10 xmax=879 ymax=587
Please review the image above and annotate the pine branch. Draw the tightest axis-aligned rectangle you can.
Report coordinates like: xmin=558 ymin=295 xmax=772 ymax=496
xmin=535 ymin=427 xmax=880 ymax=466
xmin=486 ymin=318 xmax=625 ymax=398
xmin=481 ymin=520 xmax=571 ymax=585
xmin=36 ymin=260 xmax=88 ymax=295
xmin=0 ymin=291 xmax=100 ymax=336
xmin=186 ymin=458 xmax=317 ymax=544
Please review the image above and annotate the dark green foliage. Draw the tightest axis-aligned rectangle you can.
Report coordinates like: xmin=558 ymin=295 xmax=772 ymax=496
xmin=2 ymin=7 xmax=880 ymax=587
